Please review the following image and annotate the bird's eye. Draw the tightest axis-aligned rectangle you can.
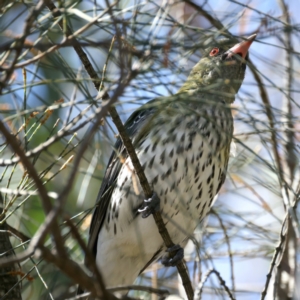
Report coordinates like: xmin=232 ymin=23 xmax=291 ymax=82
xmin=209 ymin=47 xmax=219 ymax=56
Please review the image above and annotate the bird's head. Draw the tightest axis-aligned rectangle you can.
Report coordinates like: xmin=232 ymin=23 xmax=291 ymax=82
xmin=180 ymin=34 xmax=256 ymax=103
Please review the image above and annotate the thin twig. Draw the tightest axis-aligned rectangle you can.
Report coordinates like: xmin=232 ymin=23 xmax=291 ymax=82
xmin=278 ymin=0 xmax=297 ymax=188
xmin=260 ymin=213 xmax=287 ymax=300
xmin=0 ymin=193 xmax=22 ymax=300
xmin=194 ymin=269 xmax=235 ymax=300
xmin=212 ymin=211 xmax=235 ymax=295
xmin=65 ymin=218 xmax=109 ymax=299
xmin=37 ymin=245 xmax=117 ymax=300
xmin=0 ymin=0 xmax=47 ymax=92
xmin=247 ymin=60 xmax=285 ymax=186
xmin=0 ymin=120 xmax=66 ymax=256
xmin=184 ymin=0 xmax=232 ymax=38
xmin=108 ymin=284 xmax=169 ymax=295
xmin=0 ymin=103 xmax=95 ymax=167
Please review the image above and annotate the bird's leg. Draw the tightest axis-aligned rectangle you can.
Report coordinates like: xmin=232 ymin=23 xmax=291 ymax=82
xmin=138 ymin=193 xmax=184 ymax=266
xmin=161 ymin=244 xmax=184 ymax=267
xmin=138 ymin=192 xmax=160 ymax=218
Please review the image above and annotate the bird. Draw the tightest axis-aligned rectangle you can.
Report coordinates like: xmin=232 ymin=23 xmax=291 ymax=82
xmin=85 ymin=34 xmax=256 ymax=292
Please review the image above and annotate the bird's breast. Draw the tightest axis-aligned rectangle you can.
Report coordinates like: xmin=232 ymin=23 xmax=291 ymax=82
xmin=103 ymin=105 xmax=233 ymax=240
xmin=96 ymin=104 xmax=233 ymax=287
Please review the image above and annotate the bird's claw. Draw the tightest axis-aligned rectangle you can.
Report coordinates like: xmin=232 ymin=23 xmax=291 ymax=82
xmin=138 ymin=192 xmax=160 ymax=218
xmin=161 ymin=244 xmax=184 ymax=267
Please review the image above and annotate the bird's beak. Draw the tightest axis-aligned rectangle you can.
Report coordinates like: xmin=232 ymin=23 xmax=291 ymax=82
xmin=226 ymin=34 xmax=256 ymax=59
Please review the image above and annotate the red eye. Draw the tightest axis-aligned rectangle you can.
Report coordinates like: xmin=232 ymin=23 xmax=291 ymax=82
xmin=209 ymin=47 xmax=219 ymax=56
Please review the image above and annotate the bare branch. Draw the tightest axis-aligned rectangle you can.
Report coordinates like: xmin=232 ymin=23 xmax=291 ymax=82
xmin=194 ymin=269 xmax=235 ymax=300
xmin=45 ymin=1 xmax=194 ymax=298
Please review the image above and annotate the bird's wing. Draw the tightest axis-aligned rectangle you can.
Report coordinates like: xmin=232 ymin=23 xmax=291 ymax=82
xmin=87 ymin=99 xmax=160 ymax=257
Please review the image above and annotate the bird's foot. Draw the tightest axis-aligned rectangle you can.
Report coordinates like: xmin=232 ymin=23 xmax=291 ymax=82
xmin=138 ymin=192 xmax=160 ymax=218
xmin=161 ymin=244 xmax=184 ymax=267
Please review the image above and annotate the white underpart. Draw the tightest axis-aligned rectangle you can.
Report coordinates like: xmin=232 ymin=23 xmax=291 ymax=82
xmin=96 ymin=106 xmax=231 ymax=289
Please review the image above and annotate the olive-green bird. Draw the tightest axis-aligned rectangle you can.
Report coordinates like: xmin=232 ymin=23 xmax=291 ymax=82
xmin=86 ymin=34 xmax=256 ymax=291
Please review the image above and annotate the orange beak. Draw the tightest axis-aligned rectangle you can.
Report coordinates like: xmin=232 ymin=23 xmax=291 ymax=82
xmin=226 ymin=34 xmax=256 ymax=59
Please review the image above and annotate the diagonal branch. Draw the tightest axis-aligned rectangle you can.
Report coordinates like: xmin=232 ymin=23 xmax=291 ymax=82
xmin=45 ymin=1 xmax=194 ymax=299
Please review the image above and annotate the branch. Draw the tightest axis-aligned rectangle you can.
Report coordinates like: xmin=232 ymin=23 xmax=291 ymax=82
xmin=0 ymin=120 xmax=66 ymax=256
xmin=0 ymin=193 xmax=22 ymax=300
xmin=184 ymin=0 xmax=232 ymax=37
xmin=194 ymin=269 xmax=235 ymax=300
xmin=0 ymin=0 xmax=46 ymax=92
xmin=278 ymin=0 xmax=297 ymax=184
xmin=247 ymin=60 xmax=285 ymax=186
xmin=260 ymin=213 xmax=287 ymax=300
xmin=45 ymin=1 xmax=194 ymax=298
xmin=37 ymin=245 xmax=117 ymax=300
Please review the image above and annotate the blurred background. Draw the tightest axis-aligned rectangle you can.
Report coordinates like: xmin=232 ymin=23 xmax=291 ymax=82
xmin=0 ymin=0 xmax=299 ymax=299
